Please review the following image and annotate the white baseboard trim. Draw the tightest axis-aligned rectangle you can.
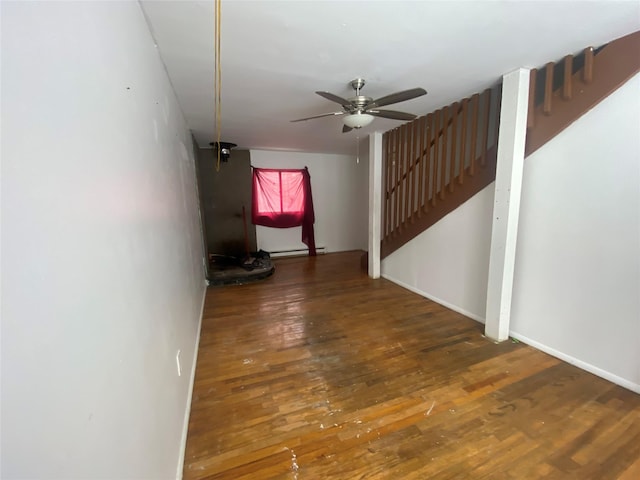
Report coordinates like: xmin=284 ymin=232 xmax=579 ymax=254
xmin=380 ymin=274 xmax=640 ymax=394
xmin=509 ymin=332 xmax=640 ymax=394
xmin=176 ymin=286 xmax=207 ymax=480
xmin=269 ymin=246 xmax=326 ymax=258
xmin=381 ymin=273 xmax=486 ymax=324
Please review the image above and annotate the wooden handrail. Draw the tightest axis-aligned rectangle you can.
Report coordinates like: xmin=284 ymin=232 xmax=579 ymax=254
xmin=383 ymin=30 xmax=639 ymax=259
xmin=382 ymin=82 xmax=501 ymax=251
xmin=381 ymin=146 xmax=498 ymax=258
xmin=526 ymin=30 xmax=640 ymax=156
xmin=386 ymin=98 xmax=469 ymax=191
xmin=385 ymin=90 xmax=494 ymax=197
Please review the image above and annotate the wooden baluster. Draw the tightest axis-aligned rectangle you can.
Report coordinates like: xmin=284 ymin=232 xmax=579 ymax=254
xmin=413 ymin=121 xmax=419 ymax=220
xmin=459 ymin=98 xmax=468 ymax=185
xmin=469 ymin=93 xmax=479 ymax=176
xmin=527 ymin=68 xmax=537 ymax=129
xmin=403 ymin=123 xmax=410 ymax=226
xmin=440 ymin=106 xmax=449 ymax=200
xmin=417 ymin=116 xmax=425 ymax=217
xmin=543 ymin=62 xmax=554 ymax=115
xmin=414 ymin=119 xmax=420 ymax=216
xmin=583 ymin=47 xmax=594 ymax=84
xmin=402 ymin=123 xmax=409 ymax=228
xmin=481 ymin=89 xmax=491 ymax=167
xmin=393 ymin=126 xmax=400 ymax=232
xmin=404 ymin=123 xmax=413 ymax=223
xmin=400 ymin=124 xmax=408 ymax=229
xmin=424 ymin=113 xmax=432 ymax=213
xmin=413 ymin=119 xmax=420 ymax=219
xmin=408 ymin=120 xmax=416 ymax=222
xmin=563 ymin=54 xmax=573 ymax=100
xmin=493 ymin=87 xmax=502 ymax=163
xmin=386 ymin=130 xmax=393 ymax=237
xmin=432 ymin=109 xmax=440 ymax=207
xmin=449 ymin=102 xmax=459 ymax=193
xmin=394 ymin=127 xmax=402 ymax=235
xmin=383 ymin=133 xmax=391 ymax=241
xmin=381 ymin=133 xmax=386 ymax=241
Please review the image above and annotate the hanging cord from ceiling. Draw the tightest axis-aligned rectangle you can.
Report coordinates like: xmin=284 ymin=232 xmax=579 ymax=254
xmin=214 ymin=0 xmax=222 ymax=171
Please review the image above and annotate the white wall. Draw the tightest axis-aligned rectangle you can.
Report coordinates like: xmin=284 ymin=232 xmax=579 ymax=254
xmin=1 ymin=2 xmax=206 ymax=478
xmin=250 ymin=149 xmax=368 ymax=253
xmin=381 ymin=184 xmax=495 ymax=321
xmin=510 ymin=73 xmax=640 ymax=392
xmin=382 ymin=73 xmax=640 ymax=393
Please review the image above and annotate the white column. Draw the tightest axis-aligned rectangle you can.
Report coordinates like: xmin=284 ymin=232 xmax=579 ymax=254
xmin=485 ymin=68 xmax=530 ymax=341
xmin=368 ymin=131 xmax=383 ymax=278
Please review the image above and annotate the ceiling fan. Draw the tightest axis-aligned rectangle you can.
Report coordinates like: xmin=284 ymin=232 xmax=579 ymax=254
xmin=291 ymin=78 xmax=427 ymax=133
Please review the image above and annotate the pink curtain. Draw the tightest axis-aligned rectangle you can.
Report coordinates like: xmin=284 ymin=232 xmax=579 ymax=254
xmin=252 ymin=167 xmax=316 ymax=256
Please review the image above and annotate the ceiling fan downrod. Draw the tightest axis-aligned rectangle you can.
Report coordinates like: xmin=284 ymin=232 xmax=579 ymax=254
xmin=349 ymin=78 xmax=372 ymax=111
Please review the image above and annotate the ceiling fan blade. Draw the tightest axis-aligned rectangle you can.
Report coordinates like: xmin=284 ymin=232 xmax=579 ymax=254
xmin=367 ymin=109 xmax=417 ymax=121
xmin=369 ymin=87 xmax=427 ymax=108
xmin=316 ymin=91 xmax=352 ymax=107
xmin=342 ymin=124 xmax=353 ymax=133
xmin=291 ymin=111 xmax=345 ymax=122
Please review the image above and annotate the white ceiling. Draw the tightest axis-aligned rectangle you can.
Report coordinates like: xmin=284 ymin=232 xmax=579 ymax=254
xmin=140 ymin=1 xmax=639 ymax=155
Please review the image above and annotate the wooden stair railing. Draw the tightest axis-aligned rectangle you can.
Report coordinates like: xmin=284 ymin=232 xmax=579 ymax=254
xmin=526 ymin=30 xmax=640 ymax=156
xmin=381 ymin=29 xmax=640 ymax=260
xmin=381 ymin=86 xmax=502 ymax=258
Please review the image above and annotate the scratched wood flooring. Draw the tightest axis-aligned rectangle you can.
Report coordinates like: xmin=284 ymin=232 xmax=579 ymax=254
xmin=184 ymin=251 xmax=640 ymax=480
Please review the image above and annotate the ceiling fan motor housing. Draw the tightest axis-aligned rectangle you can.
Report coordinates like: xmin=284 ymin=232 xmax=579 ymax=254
xmin=348 ymin=96 xmax=373 ymax=111
xmin=348 ymin=78 xmax=371 ymax=111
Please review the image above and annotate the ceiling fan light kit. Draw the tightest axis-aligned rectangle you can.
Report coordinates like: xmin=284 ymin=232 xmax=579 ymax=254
xmin=343 ymin=112 xmax=374 ymax=129
xmin=291 ymin=78 xmax=427 ymax=133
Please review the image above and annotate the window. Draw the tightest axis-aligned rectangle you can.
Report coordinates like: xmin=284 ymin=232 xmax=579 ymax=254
xmin=255 ymin=170 xmax=304 ymax=218
xmin=251 ymin=167 xmax=316 ymax=255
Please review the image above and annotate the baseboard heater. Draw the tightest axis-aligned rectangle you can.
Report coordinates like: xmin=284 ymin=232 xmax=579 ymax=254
xmin=269 ymin=246 xmax=326 ymax=258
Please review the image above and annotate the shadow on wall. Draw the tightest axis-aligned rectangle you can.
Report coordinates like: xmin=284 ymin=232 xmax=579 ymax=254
xmin=196 ymin=148 xmax=257 ymax=258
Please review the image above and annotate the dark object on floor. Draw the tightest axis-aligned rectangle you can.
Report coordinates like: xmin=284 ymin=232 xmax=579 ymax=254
xmin=208 ymin=250 xmax=274 ymax=286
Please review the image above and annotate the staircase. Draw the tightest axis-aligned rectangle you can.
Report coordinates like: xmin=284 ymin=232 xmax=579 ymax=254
xmin=526 ymin=30 xmax=640 ymax=156
xmin=381 ymin=30 xmax=640 ymax=260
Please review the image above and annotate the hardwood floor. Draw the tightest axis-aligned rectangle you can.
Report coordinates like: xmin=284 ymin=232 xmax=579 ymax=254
xmin=183 ymin=251 xmax=640 ymax=479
